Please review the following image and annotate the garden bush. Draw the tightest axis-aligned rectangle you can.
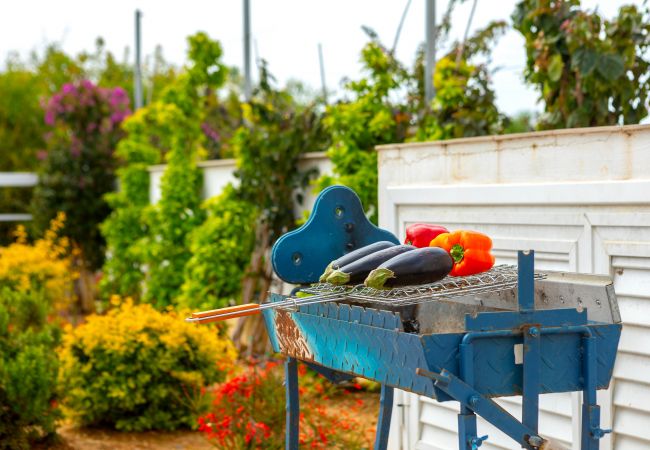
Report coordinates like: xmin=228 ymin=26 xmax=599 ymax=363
xmin=0 ymin=212 xmax=75 ymax=311
xmin=0 ymin=214 xmax=75 ymax=447
xmin=0 ymin=290 xmax=62 ymax=449
xmin=198 ymin=361 xmax=369 ymax=449
xmin=58 ymin=297 xmax=237 ymax=431
xmin=0 ymin=288 xmax=62 ymax=449
xmin=179 ymin=184 xmax=258 ymax=311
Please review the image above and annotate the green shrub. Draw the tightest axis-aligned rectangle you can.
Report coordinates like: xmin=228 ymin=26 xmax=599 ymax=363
xmin=0 ymin=288 xmax=62 ymax=449
xmin=179 ymin=185 xmax=257 ymax=311
xmin=100 ymin=104 xmax=175 ymax=300
xmin=58 ymin=297 xmax=237 ymax=431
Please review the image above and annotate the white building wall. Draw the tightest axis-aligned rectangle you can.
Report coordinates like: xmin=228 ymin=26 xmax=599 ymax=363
xmin=377 ymin=125 xmax=650 ymax=450
xmin=148 ymin=152 xmax=332 ymax=217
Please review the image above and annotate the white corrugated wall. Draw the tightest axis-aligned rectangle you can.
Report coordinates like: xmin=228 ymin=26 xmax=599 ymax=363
xmin=379 ymin=125 xmax=650 ymax=450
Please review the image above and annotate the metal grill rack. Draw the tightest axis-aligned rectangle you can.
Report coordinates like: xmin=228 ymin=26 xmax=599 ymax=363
xmin=302 ymin=264 xmax=547 ymax=307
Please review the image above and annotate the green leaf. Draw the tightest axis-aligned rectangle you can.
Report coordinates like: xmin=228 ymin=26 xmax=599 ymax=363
xmin=572 ymin=48 xmax=597 ymax=76
xmin=548 ymin=54 xmax=564 ymax=82
xmin=596 ymin=54 xmax=625 ymax=81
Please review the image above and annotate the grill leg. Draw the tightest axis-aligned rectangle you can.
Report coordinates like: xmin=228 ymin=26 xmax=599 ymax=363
xmin=285 ymin=357 xmax=299 ymax=450
xmin=374 ymin=384 xmax=394 ymax=450
xmin=581 ymin=336 xmax=610 ymax=450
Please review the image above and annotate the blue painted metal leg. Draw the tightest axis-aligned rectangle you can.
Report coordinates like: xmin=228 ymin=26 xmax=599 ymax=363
xmin=459 ymin=412 xmax=483 ymax=450
xmin=459 ymin=341 xmax=482 ymax=449
xmin=285 ymin=357 xmax=299 ymax=450
xmin=581 ymin=336 xmax=611 ymax=449
xmin=373 ymin=384 xmax=394 ymax=450
xmin=417 ymin=368 xmax=540 ymax=450
xmin=522 ymin=326 xmax=541 ymax=435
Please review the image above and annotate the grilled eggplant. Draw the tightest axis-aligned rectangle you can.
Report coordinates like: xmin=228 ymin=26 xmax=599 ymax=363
xmin=319 ymin=241 xmax=396 ymax=282
xmin=364 ymin=247 xmax=453 ymax=289
xmin=327 ymin=245 xmax=416 ymax=285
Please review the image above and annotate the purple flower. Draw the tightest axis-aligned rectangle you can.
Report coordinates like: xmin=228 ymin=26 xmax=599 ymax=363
xmin=70 ymin=138 xmax=82 ymax=157
xmin=201 ymin=122 xmax=221 ymax=142
xmin=44 ymin=109 xmax=56 ymax=126
xmin=81 ymin=79 xmax=95 ymax=90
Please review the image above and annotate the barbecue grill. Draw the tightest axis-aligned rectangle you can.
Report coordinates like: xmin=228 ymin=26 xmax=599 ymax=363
xmin=188 ymin=186 xmax=621 ymax=450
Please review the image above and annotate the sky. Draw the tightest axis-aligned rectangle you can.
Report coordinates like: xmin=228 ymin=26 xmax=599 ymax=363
xmin=0 ymin=0 xmax=643 ymax=116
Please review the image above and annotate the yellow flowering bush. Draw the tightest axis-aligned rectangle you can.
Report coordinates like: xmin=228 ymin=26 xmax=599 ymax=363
xmin=58 ymin=297 xmax=236 ymax=431
xmin=0 ymin=212 xmax=75 ymax=310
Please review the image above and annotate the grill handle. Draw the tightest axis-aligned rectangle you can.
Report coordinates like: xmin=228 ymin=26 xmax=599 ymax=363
xmin=190 ymin=303 xmax=261 ymax=322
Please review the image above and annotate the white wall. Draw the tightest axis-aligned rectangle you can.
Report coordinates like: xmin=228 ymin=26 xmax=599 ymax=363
xmin=148 ymin=152 xmax=333 ymax=217
xmin=0 ymin=172 xmax=37 ymax=222
xmin=378 ymin=124 xmax=650 ymax=450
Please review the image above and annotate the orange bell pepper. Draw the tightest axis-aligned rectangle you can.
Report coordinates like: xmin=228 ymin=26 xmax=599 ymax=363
xmin=429 ymin=230 xmax=495 ymax=277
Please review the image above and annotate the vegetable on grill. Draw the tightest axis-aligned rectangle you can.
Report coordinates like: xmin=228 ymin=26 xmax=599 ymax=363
xmin=364 ymin=247 xmax=453 ymax=289
xmin=404 ymin=223 xmax=448 ymax=248
xmin=327 ymin=244 xmax=416 ymax=285
xmin=429 ymin=230 xmax=495 ymax=277
xmin=319 ymin=241 xmax=396 ymax=282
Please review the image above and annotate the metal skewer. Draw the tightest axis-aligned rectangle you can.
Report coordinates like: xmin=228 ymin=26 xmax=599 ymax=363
xmin=184 ymin=292 xmax=347 ymax=324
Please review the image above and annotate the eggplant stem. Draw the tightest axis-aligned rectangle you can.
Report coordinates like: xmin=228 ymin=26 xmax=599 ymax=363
xmin=364 ymin=268 xmax=396 ymax=289
xmin=319 ymin=262 xmax=334 ymax=283
xmin=327 ymin=270 xmax=350 ymax=285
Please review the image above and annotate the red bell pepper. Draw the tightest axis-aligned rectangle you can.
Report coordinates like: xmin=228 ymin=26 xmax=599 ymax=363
xmin=429 ymin=230 xmax=495 ymax=276
xmin=404 ymin=223 xmax=448 ymax=248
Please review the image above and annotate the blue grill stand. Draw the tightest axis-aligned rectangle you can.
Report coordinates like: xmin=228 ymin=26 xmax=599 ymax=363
xmin=265 ymin=186 xmax=620 ymax=450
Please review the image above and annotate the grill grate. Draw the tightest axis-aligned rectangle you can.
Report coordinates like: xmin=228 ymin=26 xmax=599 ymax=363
xmin=301 ymin=265 xmax=546 ymax=307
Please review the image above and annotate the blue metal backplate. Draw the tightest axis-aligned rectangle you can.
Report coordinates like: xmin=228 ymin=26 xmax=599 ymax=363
xmin=262 ymin=293 xmax=621 ymax=400
xmin=271 ymin=185 xmax=400 ymax=284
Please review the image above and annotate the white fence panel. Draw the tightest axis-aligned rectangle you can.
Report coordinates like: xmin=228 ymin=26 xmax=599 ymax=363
xmin=148 ymin=152 xmax=332 ymax=217
xmin=0 ymin=172 xmax=37 ymax=222
xmin=379 ymin=124 xmax=650 ymax=450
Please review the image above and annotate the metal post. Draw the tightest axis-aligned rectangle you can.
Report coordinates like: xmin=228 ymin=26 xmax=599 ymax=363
xmin=517 ymin=250 xmax=535 ymax=311
xmin=456 ymin=0 xmax=478 ymax=65
xmin=318 ymin=43 xmax=328 ymax=104
xmin=425 ymin=0 xmax=436 ymax=105
xmin=243 ymin=0 xmax=252 ymax=100
xmin=134 ymin=9 xmax=143 ymax=110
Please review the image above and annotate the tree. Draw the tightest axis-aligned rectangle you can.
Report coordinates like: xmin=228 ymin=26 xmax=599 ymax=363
xmin=413 ymin=21 xmax=508 ymax=141
xmin=31 ymin=80 xmax=130 ymax=311
xmin=316 ymin=39 xmax=411 ymax=224
xmin=142 ymin=32 xmax=229 ymax=308
xmin=513 ymin=0 xmax=650 ymax=129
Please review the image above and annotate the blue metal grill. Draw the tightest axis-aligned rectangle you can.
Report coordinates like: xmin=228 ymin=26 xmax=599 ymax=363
xmin=261 ymin=186 xmax=622 ymax=450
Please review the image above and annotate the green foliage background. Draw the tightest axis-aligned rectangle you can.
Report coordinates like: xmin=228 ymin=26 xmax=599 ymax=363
xmin=513 ymin=0 xmax=650 ymax=128
xmin=0 ymin=288 xmax=61 ymax=449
